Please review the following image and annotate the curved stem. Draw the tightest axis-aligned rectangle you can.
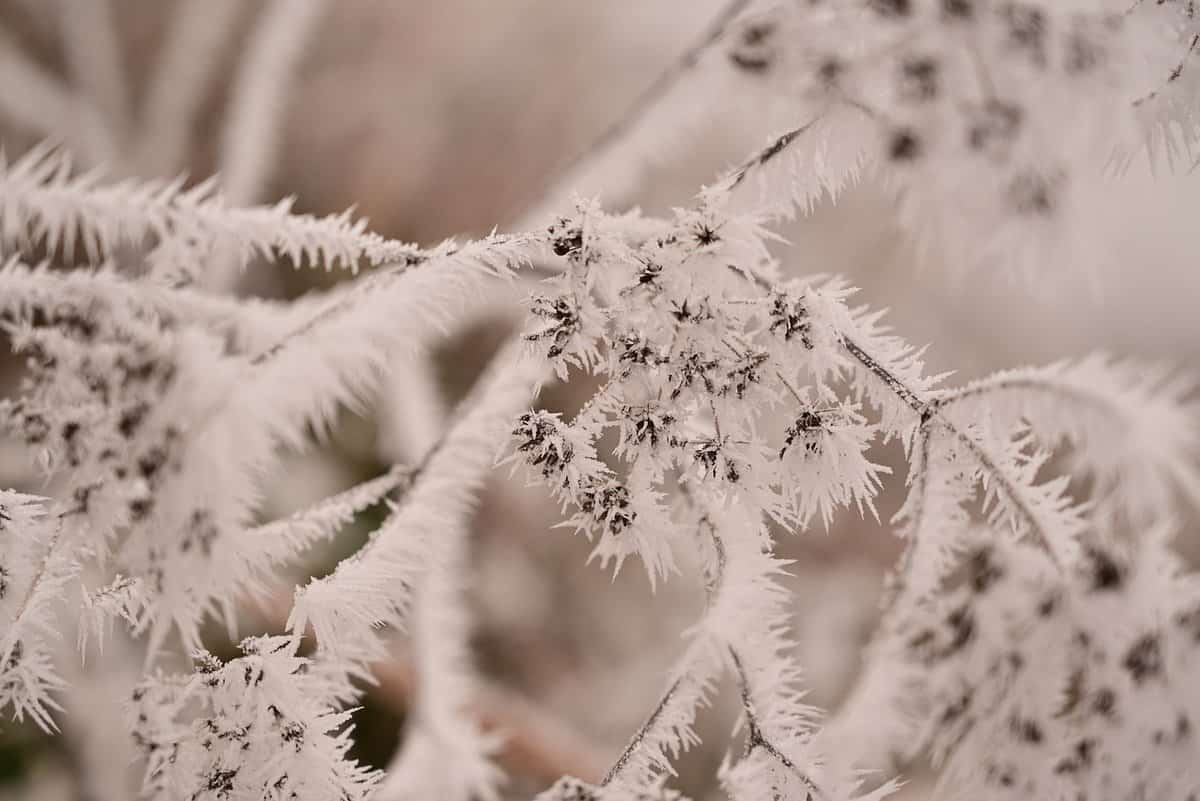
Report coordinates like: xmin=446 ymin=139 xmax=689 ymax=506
xmin=722 ymin=117 xmax=825 ymax=191
xmin=1133 ymin=33 xmax=1199 ymax=108
xmin=727 ymin=647 xmax=825 ymax=801
xmin=599 ymin=673 xmax=688 ymax=787
xmin=552 ymin=0 xmax=756 ymax=190
xmin=675 ymin=488 xmax=828 ymax=797
xmin=840 ymin=335 xmax=1065 ymax=569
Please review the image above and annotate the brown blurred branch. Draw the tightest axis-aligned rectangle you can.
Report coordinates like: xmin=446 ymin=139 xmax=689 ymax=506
xmin=371 ymin=648 xmax=607 ymax=785
xmin=251 ymin=590 xmax=608 ymax=785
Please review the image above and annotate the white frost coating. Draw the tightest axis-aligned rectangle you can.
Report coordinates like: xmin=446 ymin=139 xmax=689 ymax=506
xmin=288 ymin=342 xmax=545 ymax=661
xmin=0 ymin=2 xmax=1197 ymax=799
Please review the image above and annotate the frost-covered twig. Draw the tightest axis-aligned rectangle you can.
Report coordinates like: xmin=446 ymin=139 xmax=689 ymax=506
xmin=256 ymin=587 xmax=609 ymax=785
xmin=517 ymin=0 xmax=764 ymax=225
xmin=376 ymin=514 xmax=504 ymax=801
xmin=288 ymin=342 xmax=545 ymax=660
xmin=0 ymin=144 xmax=427 ymax=275
xmin=551 ymin=0 xmax=755 ymax=186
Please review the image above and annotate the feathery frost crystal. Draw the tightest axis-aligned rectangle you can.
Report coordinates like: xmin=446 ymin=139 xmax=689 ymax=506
xmin=1 ymin=1 xmax=1200 ymax=800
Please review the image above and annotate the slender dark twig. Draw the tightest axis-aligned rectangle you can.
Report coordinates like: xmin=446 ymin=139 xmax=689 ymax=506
xmin=548 ymin=0 xmax=757 ymax=189
xmin=728 ymin=647 xmax=827 ymax=801
xmin=1133 ymin=33 xmax=1200 ymax=108
xmin=599 ymin=675 xmax=686 ymax=786
xmin=696 ymin=493 xmax=827 ymax=799
xmin=842 ymin=334 xmax=1065 ymax=569
xmin=723 ymin=117 xmax=823 ymax=191
xmin=723 ymin=257 xmax=1067 ymax=569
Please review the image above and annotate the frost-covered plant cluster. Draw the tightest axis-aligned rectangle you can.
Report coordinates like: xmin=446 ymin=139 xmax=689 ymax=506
xmin=1 ymin=1 xmax=1200 ymax=800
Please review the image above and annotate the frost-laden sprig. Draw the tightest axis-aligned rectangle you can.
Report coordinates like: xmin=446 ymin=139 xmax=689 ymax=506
xmin=514 ymin=112 xmax=1200 ymax=801
xmin=681 ymin=0 xmax=1200 ymax=278
xmin=522 ymin=0 xmax=1200 ymax=279
xmin=0 ymin=258 xmax=310 ymax=358
xmin=372 ymin=350 xmax=506 ymax=801
xmin=0 ymin=182 xmax=535 ymax=661
xmin=718 ymin=129 xmax=1198 ymax=580
xmin=510 ymin=191 xmax=1102 ymax=587
xmin=825 ymin=355 xmax=1200 ymax=785
xmin=288 ymin=343 xmax=545 ymax=662
xmin=0 ymin=490 xmax=70 ymax=732
xmin=936 ymin=356 xmax=1200 ymax=526
xmin=825 ymin=366 xmax=1200 ymax=785
xmin=0 ymin=144 xmax=426 ymax=278
xmin=124 ymin=234 xmax=533 ymax=654
xmin=244 ymin=465 xmax=412 ymax=580
xmin=531 ymin=497 xmax=894 ymax=801
xmin=879 ymin=357 xmax=1200 ymax=614
xmin=375 ymin=513 xmax=505 ymax=801
xmin=511 ymin=200 xmax=925 ymax=583
xmin=855 ymin=532 xmax=1200 ymax=801
xmin=697 ymin=502 xmax=895 ymax=801
xmin=130 ymin=635 xmax=378 ymax=801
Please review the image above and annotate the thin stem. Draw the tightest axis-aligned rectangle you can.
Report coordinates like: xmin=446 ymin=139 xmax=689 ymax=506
xmin=776 ymin=371 xmax=806 ymax=405
xmin=248 ymin=261 xmax=411 ymax=366
xmin=570 ymin=378 xmax=617 ymax=428
xmin=878 ymin=426 xmax=933 ymax=612
xmin=840 ymin=335 xmax=1065 ymax=568
xmin=839 ymin=336 xmax=933 ymax=419
xmin=728 ymin=648 xmax=826 ymax=801
xmin=246 ymin=232 xmax=530 ymax=367
xmin=938 ymin=372 xmax=1131 ymax=415
xmin=248 ymin=464 xmax=413 ymax=538
xmin=552 ymin=0 xmax=756 ymax=188
xmin=951 ymin=428 xmax=1064 ymax=567
xmin=4 ymin=516 xmax=67 ymax=657
xmin=693 ymin=495 xmax=827 ymax=798
xmin=599 ymin=489 xmax=712 ymax=786
xmin=1133 ymin=33 xmax=1200 ymax=107
xmin=599 ymin=674 xmax=686 ymax=786
xmin=721 ymin=259 xmax=1064 ymax=568
xmin=702 ymin=509 xmax=826 ymax=798
xmin=709 ymin=398 xmax=724 ymax=441
xmin=723 ymin=117 xmax=824 ymax=191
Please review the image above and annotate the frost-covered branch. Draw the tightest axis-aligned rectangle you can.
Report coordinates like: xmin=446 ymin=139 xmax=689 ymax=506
xmin=518 ymin=0 xmax=772 ymax=225
xmin=0 ymin=492 xmax=72 ymax=732
xmin=131 ymin=636 xmax=378 ymax=801
xmin=0 ymin=144 xmax=427 ymax=276
xmin=375 ymin=514 xmax=504 ymax=801
xmin=1 ymin=4 xmax=1199 ymax=799
xmin=288 ymin=343 xmax=545 ymax=660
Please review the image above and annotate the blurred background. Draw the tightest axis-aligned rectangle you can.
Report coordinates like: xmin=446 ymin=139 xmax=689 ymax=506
xmin=1 ymin=1 xmax=1198 ymax=799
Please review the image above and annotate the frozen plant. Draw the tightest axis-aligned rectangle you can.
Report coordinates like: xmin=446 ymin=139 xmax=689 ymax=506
xmin=1 ymin=1 xmax=1200 ymax=801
